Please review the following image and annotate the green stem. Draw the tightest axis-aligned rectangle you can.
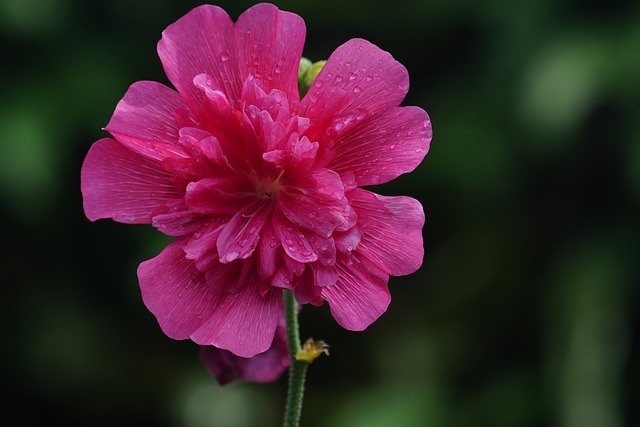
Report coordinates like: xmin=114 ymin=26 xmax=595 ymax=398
xmin=282 ymin=290 xmax=309 ymax=427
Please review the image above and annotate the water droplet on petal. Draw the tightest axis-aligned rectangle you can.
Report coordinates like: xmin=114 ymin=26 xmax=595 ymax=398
xmin=348 ymin=72 xmax=357 ymax=81
xmin=415 ymin=148 xmax=423 ymax=153
xmin=366 ymin=75 xmax=373 ymax=82
xmin=220 ymin=51 xmax=230 ymax=62
xmin=353 ymin=86 xmax=362 ymax=93
xmin=389 ymin=144 xmax=396 ymax=150
xmin=308 ymin=211 xmax=318 ymax=219
xmin=321 ymin=244 xmax=328 ymax=251
xmin=270 ymin=241 xmax=278 ymax=248
xmin=225 ymin=251 xmax=240 ymax=262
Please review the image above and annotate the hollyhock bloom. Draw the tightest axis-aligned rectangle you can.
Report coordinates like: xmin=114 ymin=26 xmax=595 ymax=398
xmin=81 ymin=3 xmax=431 ymax=359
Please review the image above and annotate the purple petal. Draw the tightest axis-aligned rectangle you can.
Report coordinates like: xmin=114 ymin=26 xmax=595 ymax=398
xmin=137 ymin=237 xmax=221 ymax=340
xmin=351 ymin=189 xmax=425 ymax=276
xmin=104 ymin=81 xmax=191 ymax=161
xmin=321 ymin=253 xmax=390 ymax=330
xmin=81 ymin=138 xmax=181 ymax=223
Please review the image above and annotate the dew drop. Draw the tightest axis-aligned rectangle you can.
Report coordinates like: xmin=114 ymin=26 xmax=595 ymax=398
xmin=321 ymin=244 xmax=328 ymax=251
xmin=348 ymin=72 xmax=357 ymax=81
xmin=220 ymin=51 xmax=230 ymax=62
xmin=302 ymin=250 xmax=312 ymax=257
xmin=275 ymin=65 xmax=281 ymax=74
xmin=308 ymin=211 xmax=318 ymax=219
xmin=269 ymin=241 xmax=278 ymax=248
xmin=334 ymin=75 xmax=343 ymax=83
xmin=283 ymin=278 xmax=290 ymax=285
xmin=415 ymin=148 xmax=423 ymax=153
xmin=389 ymin=144 xmax=396 ymax=150
xmin=285 ymin=239 xmax=294 ymax=246
xmin=366 ymin=75 xmax=373 ymax=82
xmin=353 ymin=86 xmax=362 ymax=93
xmin=345 ymin=61 xmax=352 ymax=67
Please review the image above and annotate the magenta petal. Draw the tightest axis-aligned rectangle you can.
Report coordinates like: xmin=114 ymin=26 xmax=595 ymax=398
xmin=81 ymin=138 xmax=180 ymax=223
xmin=234 ymin=3 xmax=306 ymax=106
xmin=138 ymin=237 xmax=221 ymax=340
xmin=322 ymin=253 xmax=391 ymax=330
xmin=272 ymin=212 xmax=318 ymax=263
xmin=299 ymin=38 xmax=409 ymax=141
xmin=186 ymin=176 xmax=253 ymax=215
xmin=104 ymin=81 xmax=190 ymax=161
xmin=191 ymin=279 xmax=282 ymax=357
xmin=351 ymin=189 xmax=425 ymax=276
xmin=217 ymin=203 xmax=272 ymax=263
xmin=158 ymin=5 xmax=242 ymax=108
xmin=329 ymin=106 xmax=432 ymax=186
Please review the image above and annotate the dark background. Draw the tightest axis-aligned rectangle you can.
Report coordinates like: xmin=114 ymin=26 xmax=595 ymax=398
xmin=2 ymin=0 xmax=639 ymax=426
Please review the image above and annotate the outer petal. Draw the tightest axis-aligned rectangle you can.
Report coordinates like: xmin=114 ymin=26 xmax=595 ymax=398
xmin=158 ymin=5 xmax=241 ymax=109
xmin=191 ymin=274 xmax=282 ymax=358
xmin=157 ymin=4 xmax=305 ymax=109
xmin=104 ymin=81 xmax=191 ymax=161
xmin=299 ymin=38 xmax=409 ymax=143
xmin=235 ymin=3 xmax=306 ymax=106
xmin=328 ymin=106 xmax=432 ymax=186
xmin=138 ymin=237 xmax=221 ymax=340
xmin=321 ymin=253 xmax=390 ymax=330
xmin=81 ymin=138 xmax=181 ymax=223
xmin=351 ymin=189 xmax=425 ymax=276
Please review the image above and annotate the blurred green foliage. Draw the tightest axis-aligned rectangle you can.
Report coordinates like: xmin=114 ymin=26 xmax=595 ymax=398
xmin=1 ymin=0 xmax=638 ymax=426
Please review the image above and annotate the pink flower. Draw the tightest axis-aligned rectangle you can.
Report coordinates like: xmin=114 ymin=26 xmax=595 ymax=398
xmin=81 ymin=3 xmax=431 ymax=359
xmin=200 ymin=312 xmax=289 ymax=385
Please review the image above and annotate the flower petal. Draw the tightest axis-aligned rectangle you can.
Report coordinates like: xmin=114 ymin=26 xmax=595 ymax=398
xmin=191 ymin=274 xmax=282 ymax=357
xmin=158 ymin=4 xmax=305 ymax=109
xmin=137 ymin=237 xmax=221 ymax=340
xmin=81 ymin=138 xmax=181 ymax=223
xmin=299 ymin=38 xmax=409 ymax=143
xmin=321 ymin=253 xmax=390 ymax=330
xmin=199 ymin=314 xmax=289 ymax=384
xmin=217 ymin=203 xmax=272 ymax=263
xmin=186 ymin=176 xmax=253 ymax=215
xmin=328 ymin=106 xmax=432 ymax=186
xmin=351 ymin=189 xmax=425 ymax=276
xmin=234 ymin=3 xmax=306 ymax=106
xmin=272 ymin=212 xmax=318 ymax=263
xmin=158 ymin=5 xmax=242 ymax=108
xmin=104 ymin=81 xmax=191 ymax=161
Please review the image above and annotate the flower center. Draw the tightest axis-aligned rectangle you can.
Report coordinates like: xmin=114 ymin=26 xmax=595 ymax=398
xmin=256 ymin=169 xmax=286 ymax=201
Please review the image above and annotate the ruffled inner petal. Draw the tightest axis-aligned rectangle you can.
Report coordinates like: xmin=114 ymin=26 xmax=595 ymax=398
xmin=217 ymin=202 xmax=272 ymax=263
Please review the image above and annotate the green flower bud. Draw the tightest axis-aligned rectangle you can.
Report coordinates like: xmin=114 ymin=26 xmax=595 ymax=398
xmin=298 ymin=58 xmax=326 ymax=98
